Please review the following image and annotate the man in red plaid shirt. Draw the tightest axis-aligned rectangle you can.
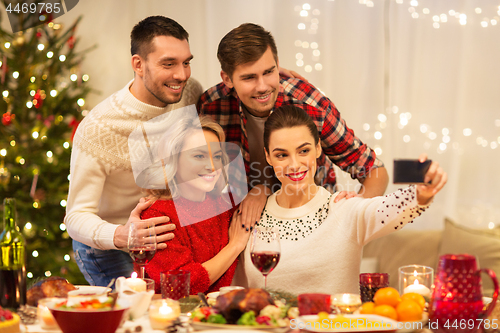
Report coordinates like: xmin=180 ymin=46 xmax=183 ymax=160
xmin=197 ymin=23 xmax=388 ymax=229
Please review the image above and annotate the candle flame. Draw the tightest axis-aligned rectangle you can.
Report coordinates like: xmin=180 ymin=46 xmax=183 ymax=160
xmin=131 ymin=272 xmax=138 ymax=279
xmin=159 ymin=304 xmax=173 ymax=315
xmin=413 ymin=270 xmax=418 ymax=277
xmin=342 ymin=294 xmax=351 ymax=303
xmin=413 ymin=279 xmax=420 ymax=286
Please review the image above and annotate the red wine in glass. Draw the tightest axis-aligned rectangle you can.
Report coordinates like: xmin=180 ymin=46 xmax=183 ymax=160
xmin=250 ymin=227 xmax=280 ymax=288
xmin=251 ymin=251 xmax=280 ymax=275
xmin=129 ymin=247 xmax=156 ymax=265
xmin=128 ymin=221 xmax=157 ymax=278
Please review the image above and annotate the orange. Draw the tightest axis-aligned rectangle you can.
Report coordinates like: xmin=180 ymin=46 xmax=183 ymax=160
xmin=396 ymin=300 xmax=423 ymax=322
xmin=359 ymin=302 xmax=376 ymax=314
xmin=401 ymin=293 xmax=426 ymax=310
xmin=373 ymin=304 xmax=398 ymax=321
xmin=373 ymin=287 xmax=401 ymax=307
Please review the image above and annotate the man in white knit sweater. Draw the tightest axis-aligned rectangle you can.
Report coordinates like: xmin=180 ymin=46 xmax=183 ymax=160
xmin=64 ymin=16 xmax=203 ymax=286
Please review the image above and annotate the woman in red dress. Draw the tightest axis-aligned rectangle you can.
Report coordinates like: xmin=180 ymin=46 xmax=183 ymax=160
xmin=142 ymin=115 xmax=249 ymax=294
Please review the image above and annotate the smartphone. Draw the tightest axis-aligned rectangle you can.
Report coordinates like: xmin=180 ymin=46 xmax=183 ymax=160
xmin=393 ymin=159 xmax=432 ymax=184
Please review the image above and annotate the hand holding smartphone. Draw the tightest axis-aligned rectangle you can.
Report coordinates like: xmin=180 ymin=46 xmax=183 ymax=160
xmin=393 ymin=159 xmax=432 ymax=184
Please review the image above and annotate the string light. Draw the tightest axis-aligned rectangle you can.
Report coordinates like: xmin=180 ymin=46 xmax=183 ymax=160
xmin=32 ymin=131 xmax=39 ymax=139
xmin=59 ymin=55 xmax=66 ymax=62
xmin=4 ymin=42 xmax=10 ymax=48
xmin=13 ymin=71 xmax=19 ymax=79
xmin=64 ymin=255 xmax=71 ymax=261
xmin=0 ymin=149 xmax=6 ymax=157
xmin=82 ymin=74 xmax=89 ymax=82
xmin=63 ymin=142 xmax=70 ymax=149
xmin=27 ymin=272 xmax=33 ymax=279
xmin=37 ymin=44 xmax=45 ymax=51
xmin=32 ymin=250 xmax=39 ymax=257
xmin=77 ymin=98 xmax=85 ymax=106
xmin=59 ymin=222 xmax=66 ymax=230
xmin=60 ymin=200 xmax=67 ymax=207
xmin=44 ymin=271 xmax=51 ymax=277
xmin=70 ymin=74 xmax=77 ymax=81
xmin=47 ymin=51 xmax=53 ymax=58
xmin=2 ymin=90 xmax=9 ymax=98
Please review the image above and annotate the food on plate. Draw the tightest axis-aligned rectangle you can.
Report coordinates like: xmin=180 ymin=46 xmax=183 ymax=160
xmin=370 ymin=288 xmax=424 ymax=322
xmin=0 ymin=306 xmax=20 ymax=333
xmin=53 ymin=297 xmax=116 ymax=311
xmin=192 ymin=288 xmax=296 ymax=327
xmin=373 ymin=287 xmax=401 ymax=307
xmin=27 ymin=276 xmax=77 ymax=306
xmin=214 ymin=288 xmax=275 ymax=324
xmin=400 ymin=293 xmax=425 ymax=310
xmin=395 ymin=300 xmax=423 ymax=322
xmin=359 ymin=301 xmax=376 ymax=314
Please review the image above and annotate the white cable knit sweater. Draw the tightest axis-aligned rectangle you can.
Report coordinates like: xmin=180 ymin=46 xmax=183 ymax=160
xmin=232 ymin=186 xmax=430 ymax=295
xmin=64 ymin=78 xmax=203 ymax=250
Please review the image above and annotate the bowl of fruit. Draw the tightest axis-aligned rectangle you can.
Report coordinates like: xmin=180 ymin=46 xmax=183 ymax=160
xmin=47 ymin=296 xmax=129 ymax=333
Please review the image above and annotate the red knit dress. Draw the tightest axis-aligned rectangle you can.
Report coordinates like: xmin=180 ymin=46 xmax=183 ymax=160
xmin=142 ymin=195 xmax=238 ymax=294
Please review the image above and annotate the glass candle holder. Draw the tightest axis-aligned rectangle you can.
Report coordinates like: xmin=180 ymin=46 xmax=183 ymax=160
xmin=359 ymin=273 xmax=390 ymax=303
xmin=331 ymin=294 xmax=362 ymax=314
xmin=143 ymin=278 xmax=155 ymax=292
xmin=399 ymin=265 xmax=433 ymax=299
xmin=37 ymin=298 xmax=61 ymax=330
xmin=149 ymin=299 xmax=181 ymax=330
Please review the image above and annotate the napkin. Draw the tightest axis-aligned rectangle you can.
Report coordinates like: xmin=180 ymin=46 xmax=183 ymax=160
xmin=115 ymin=277 xmax=154 ymax=320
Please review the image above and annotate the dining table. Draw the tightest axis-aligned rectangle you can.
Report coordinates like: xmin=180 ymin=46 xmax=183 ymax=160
xmin=21 ymin=293 xmax=434 ymax=333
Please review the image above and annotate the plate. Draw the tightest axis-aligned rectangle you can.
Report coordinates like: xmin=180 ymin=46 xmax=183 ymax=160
xmin=396 ymin=312 xmax=428 ymax=333
xmin=191 ymin=321 xmax=289 ymax=332
xmin=296 ymin=314 xmax=398 ymax=332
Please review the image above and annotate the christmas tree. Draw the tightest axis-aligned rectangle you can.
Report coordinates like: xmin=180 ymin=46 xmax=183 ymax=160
xmin=0 ymin=13 xmax=94 ymax=285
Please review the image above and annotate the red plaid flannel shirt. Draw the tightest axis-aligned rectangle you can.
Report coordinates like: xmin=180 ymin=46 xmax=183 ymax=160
xmin=197 ymin=75 xmax=383 ymax=190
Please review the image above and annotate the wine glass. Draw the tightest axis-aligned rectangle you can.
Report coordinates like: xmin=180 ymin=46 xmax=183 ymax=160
xmin=128 ymin=220 xmax=157 ymax=279
xmin=250 ymin=226 xmax=281 ymax=288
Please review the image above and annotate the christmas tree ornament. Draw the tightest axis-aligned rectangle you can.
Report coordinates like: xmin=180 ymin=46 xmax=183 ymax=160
xmin=2 ymin=112 xmax=14 ymax=126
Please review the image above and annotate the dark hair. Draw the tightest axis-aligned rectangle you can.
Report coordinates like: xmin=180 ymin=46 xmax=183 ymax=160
xmin=131 ymin=16 xmax=189 ymax=58
xmin=217 ymin=23 xmax=278 ymax=78
xmin=264 ymin=105 xmax=320 ymax=152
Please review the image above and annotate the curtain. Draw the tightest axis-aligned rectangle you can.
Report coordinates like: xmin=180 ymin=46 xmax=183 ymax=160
xmin=54 ymin=0 xmax=500 ymax=229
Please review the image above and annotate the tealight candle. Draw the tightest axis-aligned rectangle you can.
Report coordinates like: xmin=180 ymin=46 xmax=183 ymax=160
xmin=149 ymin=299 xmax=181 ymax=330
xmin=399 ymin=265 xmax=433 ymax=300
xmin=403 ymin=279 xmax=431 ymax=298
xmin=126 ymin=276 xmax=147 ymax=292
xmin=331 ymin=293 xmax=362 ymax=314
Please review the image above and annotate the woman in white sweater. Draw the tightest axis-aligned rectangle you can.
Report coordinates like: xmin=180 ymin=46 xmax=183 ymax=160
xmin=233 ymin=105 xmax=447 ymax=295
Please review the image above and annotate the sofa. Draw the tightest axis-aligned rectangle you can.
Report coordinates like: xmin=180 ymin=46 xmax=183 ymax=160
xmin=361 ymin=218 xmax=500 ymax=296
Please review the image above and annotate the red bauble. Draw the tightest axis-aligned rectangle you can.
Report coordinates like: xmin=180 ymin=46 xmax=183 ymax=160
xmin=33 ymin=89 xmax=43 ymax=109
xmin=67 ymin=36 xmax=75 ymax=49
xmin=2 ymin=112 xmax=14 ymax=126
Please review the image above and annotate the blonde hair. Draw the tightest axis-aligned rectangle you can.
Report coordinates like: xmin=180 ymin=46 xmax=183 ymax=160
xmin=143 ymin=115 xmax=227 ymax=200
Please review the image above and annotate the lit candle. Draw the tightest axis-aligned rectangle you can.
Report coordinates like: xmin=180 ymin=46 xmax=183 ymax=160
xmin=126 ymin=273 xmax=147 ymax=292
xmin=403 ymin=279 xmax=431 ymax=298
xmin=331 ymin=293 xmax=362 ymax=314
xmin=149 ymin=299 xmax=181 ymax=330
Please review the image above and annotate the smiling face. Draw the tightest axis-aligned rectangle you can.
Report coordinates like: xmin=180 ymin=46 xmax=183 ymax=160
xmin=132 ymin=35 xmax=193 ymax=107
xmin=175 ymin=129 xmax=223 ymax=202
xmin=265 ymin=125 xmax=321 ymax=194
xmin=221 ymin=46 xmax=280 ymax=117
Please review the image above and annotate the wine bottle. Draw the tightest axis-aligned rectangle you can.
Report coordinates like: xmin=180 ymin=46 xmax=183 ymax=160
xmin=0 ymin=198 xmax=26 ymax=308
